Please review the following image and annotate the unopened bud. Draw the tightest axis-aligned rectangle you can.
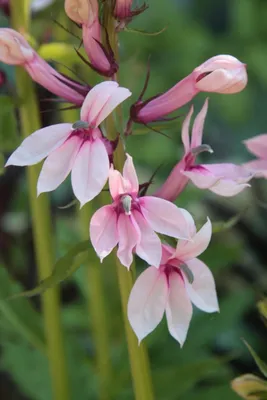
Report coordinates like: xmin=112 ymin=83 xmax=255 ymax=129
xmin=0 ymin=28 xmax=34 ymax=65
xmin=64 ymin=0 xmax=98 ymax=26
xmin=193 ymin=55 xmax=247 ymax=94
xmin=231 ymin=374 xmax=267 ymax=399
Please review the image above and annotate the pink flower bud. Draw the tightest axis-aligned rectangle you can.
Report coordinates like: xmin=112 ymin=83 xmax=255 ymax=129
xmin=131 ymin=54 xmax=247 ymax=124
xmin=113 ymin=0 xmax=147 ymax=25
xmin=193 ymin=55 xmax=247 ymax=94
xmin=0 ymin=28 xmax=35 ymax=65
xmin=64 ymin=0 xmax=98 ymax=26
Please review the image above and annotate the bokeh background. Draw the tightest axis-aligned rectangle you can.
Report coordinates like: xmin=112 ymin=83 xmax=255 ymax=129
xmin=1 ymin=0 xmax=267 ymax=399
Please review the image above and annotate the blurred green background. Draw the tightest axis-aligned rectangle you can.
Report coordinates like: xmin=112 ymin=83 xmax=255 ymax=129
xmin=1 ymin=0 xmax=267 ymax=399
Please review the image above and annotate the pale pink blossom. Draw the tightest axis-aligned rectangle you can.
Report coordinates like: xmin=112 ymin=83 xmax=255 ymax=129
xmin=64 ymin=0 xmax=118 ymax=77
xmin=90 ymin=154 xmax=195 ymax=269
xmin=155 ymin=99 xmax=253 ymax=200
xmin=243 ymin=134 xmax=267 ymax=178
xmin=131 ymin=55 xmax=247 ymax=124
xmin=6 ymin=81 xmax=131 ymax=206
xmin=0 ymin=28 xmax=87 ymax=105
xmin=127 ymin=218 xmax=219 ymax=345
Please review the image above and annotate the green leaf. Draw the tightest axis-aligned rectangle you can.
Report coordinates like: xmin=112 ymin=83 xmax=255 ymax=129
xmin=38 ymin=42 xmax=79 ymax=64
xmin=9 ymin=241 xmax=90 ymax=299
xmin=243 ymin=340 xmax=267 ymax=378
xmin=0 ymin=266 xmax=45 ymax=353
xmin=0 ymin=95 xmax=19 ymax=152
xmin=125 ymin=26 xmax=168 ymax=36
xmin=0 ymin=152 xmax=4 ymax=175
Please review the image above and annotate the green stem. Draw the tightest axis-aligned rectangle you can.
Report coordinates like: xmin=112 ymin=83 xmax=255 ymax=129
xmin=103 ymin=3 xmax=154 ymax=399
xmin=79 ymin=202 xmax=112 ymax=400
xmin=10 ymin=2 xmax=70 ymax=399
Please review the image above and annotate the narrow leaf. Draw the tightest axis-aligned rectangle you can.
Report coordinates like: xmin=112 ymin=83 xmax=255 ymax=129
xmin=125 ymin=26 xmax=168 ymax=36
xmin=8 ymin=241 xmax=90 ymax=299
xmin=243 ymin=339 xmax=267 ymax=378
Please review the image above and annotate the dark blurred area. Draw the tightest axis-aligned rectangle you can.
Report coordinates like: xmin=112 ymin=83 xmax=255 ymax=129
xmin=1 ymin=0 xmax=267 ymax=399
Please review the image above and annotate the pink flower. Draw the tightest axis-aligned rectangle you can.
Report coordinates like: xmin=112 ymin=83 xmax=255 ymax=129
xmin=64 ymin=0 xmax=118 ymax=77
xmin=127 ymin=218 xmax=219 ymax=345
xmin=6 ymin=81 xmax=131 ymax=206
xmin=0 ymin=28 xmax=87 ymax=105
xmin=243 ymin=134 xmax=267 ymax=178
xmin=113 ymin=0 xmax=147 ymax=25
xmin=131 ymin=55 xmax=247 ymax=124
xmin=155 ymin=99 xmax=253 ymax=200
xmin=90 ymin=154 xmax=195 ymax=269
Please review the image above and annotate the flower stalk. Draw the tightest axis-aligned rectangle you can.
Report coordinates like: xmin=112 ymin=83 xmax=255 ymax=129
xmin=103 ymin=2 xmax=154 ymax=399
xmin=10 ymin=1 xmax=70 ymax=399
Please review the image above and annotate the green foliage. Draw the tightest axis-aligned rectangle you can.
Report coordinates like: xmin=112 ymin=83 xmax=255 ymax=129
xmin=0 ymin=95 xmax=19 ymax=152
xmin=243 ymin=340 xmax=267 ymax=379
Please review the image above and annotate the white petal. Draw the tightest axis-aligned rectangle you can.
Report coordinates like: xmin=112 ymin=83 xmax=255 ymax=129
xmin=117 ymin=213 xmax=140 ymax=269
xmin=175 ymin=218 xmax=212 ymax=261
xmin=123 ymin=154 xmax=139 ymax=194
xmin=165 ymin=273 xmax=193 ymax=346
xmin=191 ymin=98 xmax=208 ymax=148
xmin=181 ymin=106 xmax=193 ymax=152
xmin=133 ymin=211 xmax=162 ymax=267
xmin=184 ymin=258 xmax=219 ymax=313
xmin=71 ymin=138 xmax=109 ymax=206
xmin=140 ymin=196 xmax=195 ymax=240
xmin=89 ymin=205 xmax=118 ymax=261
xmin=210 ymin=179 xmax=250 ymax=197
xmin=127 ymin=267 xmax=168 ymax=343
xmin=37 ymin=136 xmax=81 ymax=195
xmin=6 ymin=124 xmax=72 ymax=166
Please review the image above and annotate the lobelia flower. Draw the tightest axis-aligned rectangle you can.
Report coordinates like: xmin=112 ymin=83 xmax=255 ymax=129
xmin=6 ymin=81 xmax=131 ymax=206
xmin=64 ymin=0 xmax=118 ymax=77
xmin=130 ymin=55 xmax=248 ymax=124
xmin=113 ymin=0 xmax=148 ymax=28
xmin=243 ymin=134 xmax=267 ymax=178
xmin=0 ymin=28 xmax=87 ymax=105
xmin=90 ymin=154 xmax=195 ymax=269
xmin=127 ymin=218 xmax=219 ymax=345
xmin=154 ymin=99 xmax=253 ymax=200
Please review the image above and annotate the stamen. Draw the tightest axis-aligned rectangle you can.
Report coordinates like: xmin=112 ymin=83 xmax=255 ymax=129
xmin=121 ymin=195 xmax=132 ymax=215
xmin=72 ymin=120 xmax=89 ymax=130
xmin=191 ymin=144 xmax=213 ymax=155
xmin=180 ymin=263 xmax=194 ymax=284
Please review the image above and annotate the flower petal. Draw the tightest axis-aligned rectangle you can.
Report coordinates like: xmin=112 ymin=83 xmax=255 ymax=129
xmin=175 ymin=218 xmax=212 ymax=261
xmin=37 ymin=135 xmax=81 ymax=195
xmin=6 ymin=123 xmax=72 ymax=166
xmin=71 ymin=138 xmax=109 ymax=206
xmin=133 ymin=210 xmax=162 ymax=267
xmin=243 ymin=134 xmax=267 ymax=159
xmin=127 ymin=267 xmax=168 ymax=343
xmin=243 ymin=159 xmax=267 ymax=178
xmin=184 ymin=258 xmax=219 ymax=313
xmin=181 ymin=106 xmax=193 ymax=152
xmin=182 ymin=167 xmax=220 ymax=189
xmin=80 ymin=81 xmax=131 ymax=127
xmin=117 ymin=213 xmax=140 ymax=269
xmin=165 ymin=272 xmax=193 ymax=346
xmin=140 ymin=196 xmax=195 ymax=240
xmin=210 ymin=179 xmax=250 ymax=197
xmin=109 ymin=167 xmax=130 ymax=200
xmin=90 ymin=205 xmax=118 ymax=261
xmin=191 ymin=98 xmax=208 ymax=148
xmin=123 ymin=154 xmax=139 ymax=194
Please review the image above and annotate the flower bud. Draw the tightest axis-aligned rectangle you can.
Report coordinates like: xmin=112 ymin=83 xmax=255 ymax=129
xmin=0 ymin=28 xmax=35 ymax=65
xmin=193 ymin=54 xmax=247 ymax=94
xmin=231 ymin=374 xmax=267 ymax=399
xmin=64 ymin=0 xmax=98 ymax=26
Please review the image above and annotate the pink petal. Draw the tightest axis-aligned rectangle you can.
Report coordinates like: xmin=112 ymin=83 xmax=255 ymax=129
xmin=161 ymin=244 xmax=175 ymax=265
xmin=140 ymin=196 xmax=195 ymax=240
xmin=127 ymin=267 xmax=168 ymax=343
xmin=243 ymin=134 xmax=267 ymax=159
xmin=6 ymin=123 xmax=72 ymax=166
xmin=37 ymin=136 xmax=81 ymax=195
xmin=109 ymin=167 xmax=130 ymax=200
xmin=175 ymin=218 xmax=212 ymax=261
xmin=133 ymin=210 xmax=162 ymax=267
xmin=71 ymin=138 xmax=109 ymax=206
xmin=191 ymin=98 xmax=208 ymax=148
xmin=117 ymin=213 xmax=141 ymax=269
xmin=184 ymin=259 xmax=219 ymax=313
xmin=181 ymin=106 xmax=193 ymax=152
xmin=210 ymin=179 xmax=250 ymax=197
xmin=165 ymin=272 xmax=193 ymax=346
xmin=90 ymin=205 xmax=118 ymax=262
xmin=123 ymin=154 xmax=139 ymax=194
xmin=200 ymin=163 xmax=252 ymax=181
xmin=243 ymin=159 xmax=267 ymax=178
xmin=182 ymin=167 xmax=220 ymax=189
xmin=80 ymin=81 xmax=131 ymax=127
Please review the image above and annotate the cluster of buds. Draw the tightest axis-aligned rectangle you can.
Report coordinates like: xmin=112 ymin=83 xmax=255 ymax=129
xmin=1 ymin=0 xmax=260 ymax=345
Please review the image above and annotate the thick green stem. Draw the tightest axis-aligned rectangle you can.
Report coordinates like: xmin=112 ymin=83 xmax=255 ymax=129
xmin=103 ymin=3 xmax=154 ymax=399
xmin=79 ymin=202 xmax=112 ymax=400
xmin=10 ymin=2 xmax=70 ymax=399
